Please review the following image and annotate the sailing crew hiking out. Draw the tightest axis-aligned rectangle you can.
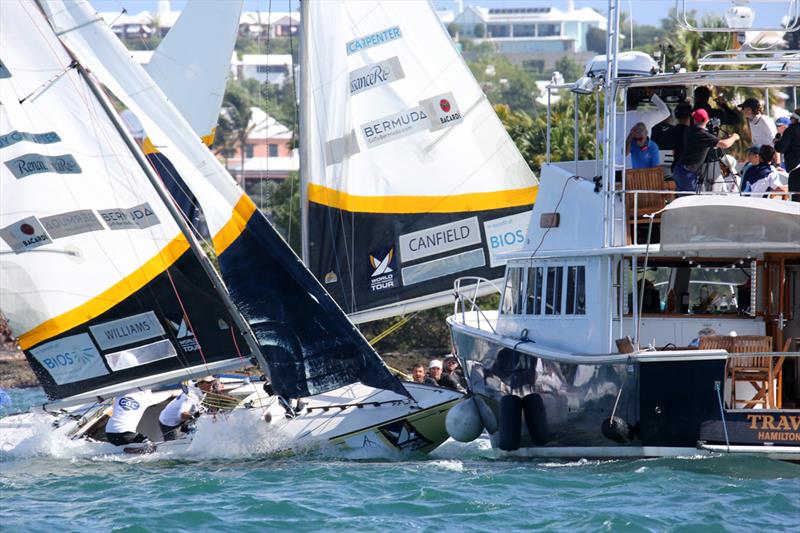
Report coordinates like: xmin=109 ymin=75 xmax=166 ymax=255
xmin=158 ymin=377 xmax=215 ymax=441
xmin=105 ymin=389 xmax=153 ymax=447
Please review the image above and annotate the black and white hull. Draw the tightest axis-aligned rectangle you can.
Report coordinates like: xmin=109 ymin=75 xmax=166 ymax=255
xmin=449 ymin=317 xmax=800 ymax=461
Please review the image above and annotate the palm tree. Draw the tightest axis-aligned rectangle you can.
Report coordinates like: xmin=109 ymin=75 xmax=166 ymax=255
xmin=215 ymin=85 xmax=254 ymax=185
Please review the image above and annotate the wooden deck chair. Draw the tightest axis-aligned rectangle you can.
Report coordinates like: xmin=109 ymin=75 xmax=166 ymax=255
xmin=699 ymin=335 xmax=776 ymax=409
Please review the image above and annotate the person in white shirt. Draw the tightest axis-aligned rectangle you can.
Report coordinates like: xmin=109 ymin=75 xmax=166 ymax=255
xmin=105 ymin=389 xmax=152 ymax=446
xmin=614 ymin=90 xmax=670 ymax=169
xmin=711 ymin=154 xmax=740 ymax=193
xmin=158 ymin=377 xmax=214 ymax=441
xmin=738 ymin=98 xmax=777 ymax=150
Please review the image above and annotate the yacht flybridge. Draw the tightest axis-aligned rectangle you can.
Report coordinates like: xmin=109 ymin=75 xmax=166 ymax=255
xmin=446 ymin=0 xmax=800 ymax=460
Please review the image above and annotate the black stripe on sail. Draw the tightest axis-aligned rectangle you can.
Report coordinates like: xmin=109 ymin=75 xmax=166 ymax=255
xmin=147 ymin=153 xmax=210 ymax=240
xmin=218 ymin=211 xmax=407 ymax=400
xmin=306 ymin=203 xmax=534 ymax=314
xmin=24 ymin=248 xmax=251 ymax=401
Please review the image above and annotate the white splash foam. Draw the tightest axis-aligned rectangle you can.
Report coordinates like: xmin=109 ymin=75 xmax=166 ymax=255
xmin=0 ymin=412 xmax=117 ymax=459
xmin=430 ymin=459 xmax=464 ymax=472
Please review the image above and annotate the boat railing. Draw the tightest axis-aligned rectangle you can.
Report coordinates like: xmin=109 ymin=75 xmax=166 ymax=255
xmin=617 ymin=188 xmax=799 ymax=246
xmin=452 ymin=276 xmax=502 ymax=334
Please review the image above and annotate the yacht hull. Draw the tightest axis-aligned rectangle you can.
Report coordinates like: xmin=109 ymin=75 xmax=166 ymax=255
xmin=449 ymin=319 xmax=800 ymax=460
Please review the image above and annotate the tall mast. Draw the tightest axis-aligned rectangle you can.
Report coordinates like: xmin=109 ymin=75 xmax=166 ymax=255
xmin=72 ymin=58 xmax=273 ymax=381
xmin=299 ymin=0 xmax=310 ymax=263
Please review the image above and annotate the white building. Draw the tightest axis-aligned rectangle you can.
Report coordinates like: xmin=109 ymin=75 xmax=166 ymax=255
xmin=232 ymin=54 xmax=293 ymax=85
xmin=98 ymin=1 xmax=298 ymax=41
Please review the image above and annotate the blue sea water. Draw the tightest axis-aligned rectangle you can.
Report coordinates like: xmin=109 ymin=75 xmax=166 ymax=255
xmin=1 ymin=387 xmax=799 ymax=532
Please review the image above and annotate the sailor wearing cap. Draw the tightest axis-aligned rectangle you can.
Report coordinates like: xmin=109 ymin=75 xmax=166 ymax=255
xmin=157 ymin=377 xmax=215 ymax=441
xmin=424 ymin=359 xmax=443 ymax=386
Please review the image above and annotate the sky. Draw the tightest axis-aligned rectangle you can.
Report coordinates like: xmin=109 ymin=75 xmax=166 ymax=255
xmin=89 ymin=0 xmax=793 ymax=29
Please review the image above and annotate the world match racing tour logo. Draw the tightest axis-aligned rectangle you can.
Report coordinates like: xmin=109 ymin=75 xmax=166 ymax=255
xmin=369 ymin=247 xmax=399 ymax=292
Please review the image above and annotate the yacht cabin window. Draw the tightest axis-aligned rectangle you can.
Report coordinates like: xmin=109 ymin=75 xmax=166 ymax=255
xmin=502 ymin=263 xmax=586 ymax=317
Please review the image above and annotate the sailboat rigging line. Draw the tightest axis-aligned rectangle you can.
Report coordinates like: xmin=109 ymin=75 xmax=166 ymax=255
xmin=164 ymin=267 xmax=209 ymax=367
xmin=229 ymin=322 xmax=245 ymax=361
xmin=69 ymin=53 xmax=273 ymax=382
xmin=527 ymin=176 xmax=578 ymax=261
xmin=286 ymin=0 xmax=299 ymax=248
xmin=368 ymin=312 xmax=419 ymax=346
xmin=635 ymin=208 xmax=664 ymax=348
xmin=18 ymin=60 xmax=77 ymax=104
xmin=53 ymin=16 xmax=103 ymax=37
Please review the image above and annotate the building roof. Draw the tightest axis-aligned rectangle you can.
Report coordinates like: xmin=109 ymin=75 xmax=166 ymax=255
xmin=239 ymin=54 xmax=293 ymax=67
xmin=247 ymin=107 xmax=293 ymax=141
xmin=228 ymin=154 xmax=299 ymax=173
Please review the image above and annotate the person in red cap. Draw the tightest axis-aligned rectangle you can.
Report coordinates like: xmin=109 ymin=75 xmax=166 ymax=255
xmin=672 ymin=108 xmax=739 ymax=192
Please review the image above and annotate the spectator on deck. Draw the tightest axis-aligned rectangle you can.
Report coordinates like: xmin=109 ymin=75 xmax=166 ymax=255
xmin=670 ymin=102 xmax=693 ymax=171
xmin=410 ymin=363 xmax=426 ymax=384
xmin=711 ymin=154 xmax=740 ymax=193
xmin=626 ymin=122 xmax=660 ymax=169
xmin=673 ymin=109 xmax=740 ymax=191
xmin=738 ymin=98 xmax=777 ymax=150
xmin=425 ymin=360 xmax=442 ymax=386
xmin=775 ymin=109 xmax=800 ymax=201
xmin=740 ymin=146 xmax=761 ymax=182
xmin=614 ymin=88 xmax=670 ymax=170
xmin=105 ymin=389 xmax=153 ymax=447
xmin=742 ymin=144 xmax=789 ymax=197
xmin=692 ymin=86 xmax=741 ymax=126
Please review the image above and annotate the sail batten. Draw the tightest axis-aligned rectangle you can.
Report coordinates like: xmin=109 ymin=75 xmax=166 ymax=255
xmin=303 ymin=0 xmax=538 ymax=321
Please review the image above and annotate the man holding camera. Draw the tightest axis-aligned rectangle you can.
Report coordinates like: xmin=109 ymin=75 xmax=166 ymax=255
xmin=672 ymin=109 xmax=740 ymax=192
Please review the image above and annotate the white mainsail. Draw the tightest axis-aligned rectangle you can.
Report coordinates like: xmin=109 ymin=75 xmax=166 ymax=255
xmin=301 ymin=0 xmax=539 ymax=323
xmin=0 ymin=0 xmax=251 ymax=403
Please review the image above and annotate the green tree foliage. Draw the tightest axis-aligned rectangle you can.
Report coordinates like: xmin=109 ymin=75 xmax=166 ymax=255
xmin=215 ymin=82 xmax=254 ymax=175
xmin=553 ymin=55 xmax=582 ymax=83
xmin=245 ymin=172 xmax=301 ymax=253
xmin=474 ymin=24 xmax=486 ymax=38
xmin=468 ymin=54 xmax=539 ymax=115
xmin=496 ymin=93 xmax=599 ymax=176
xmin=586 ymin=26 xmax=606 ymax=54
xmin=447 ymin=22 xmax=459 ymax=38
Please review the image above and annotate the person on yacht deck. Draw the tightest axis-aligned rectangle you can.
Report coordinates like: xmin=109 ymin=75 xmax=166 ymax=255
xmin=614 ymin=88 xmax=669 ymax=170
xmin=673 ymin=109 xmax=740 ymax=192
xmin=711 ymin=154 xmax=740 ymax=193
xmin=774 ymin=109 xmax=800 ymax=202
xmin=738 ymin=98 xmax=777 ymax=151
xmin=626 ymin=122 xmax=660 ymax=169
xmin=742 ymin=144 xmax=789 ymax=198
xmin=670 ymin=102 xmax=693 ymax=171
xmin=692 ymin=86 xmax=740 ymax=126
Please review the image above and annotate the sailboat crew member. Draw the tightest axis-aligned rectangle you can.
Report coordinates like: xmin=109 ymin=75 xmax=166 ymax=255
xmin=158 ymin=377 xmax=215 ymax=441
xmin=105 ymin=389 xmax=153 ymax=446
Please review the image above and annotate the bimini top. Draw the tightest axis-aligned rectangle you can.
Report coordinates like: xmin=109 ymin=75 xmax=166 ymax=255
xmin=661 ymin=195 xmax=800 ymax=254
xmin=584 ymin=51 xmax=658 ymax=78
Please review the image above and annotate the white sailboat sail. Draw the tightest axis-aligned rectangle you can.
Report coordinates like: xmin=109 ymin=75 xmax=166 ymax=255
xmin=0 ymin=0 xmax=252 ymax=404
xmin=301 ymin=0 xmax=539 ymax=323
xmin=41 ymin=0 xmax=408 ymax=400
xmin=143 ymin=0 xmax=242 ymax=146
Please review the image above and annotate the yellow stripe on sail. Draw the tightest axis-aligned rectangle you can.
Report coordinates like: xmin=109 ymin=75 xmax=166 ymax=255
xmin=18 ymin=234 xmax=191 ymax=350
xmin=143 ymin=128 xmax=215 ymax=154
xmin=212 ymin=193 xmax=257 ymax=256
xmin=307 ymin=184 xmax=538 ymax=214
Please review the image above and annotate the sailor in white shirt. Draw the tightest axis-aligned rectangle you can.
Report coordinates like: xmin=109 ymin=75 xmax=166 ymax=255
xmin=158 ymin=377 xmax=214 ymax=441
xmin=105 ymin=389 xmax=153 ymax=446
xmin=738 ymin=98 xmax=777 ymax=149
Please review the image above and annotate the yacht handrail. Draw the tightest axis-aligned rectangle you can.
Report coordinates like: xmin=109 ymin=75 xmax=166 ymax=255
xmin=698 ymin=50 xmax=800 ymax=69
xmin=615 ymin=70 xmax=800 ymax=89
xmin=453 ymin=276 xmax=501 ymax=335
xmin=675 ymin=0 xmax=800 ymax=34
